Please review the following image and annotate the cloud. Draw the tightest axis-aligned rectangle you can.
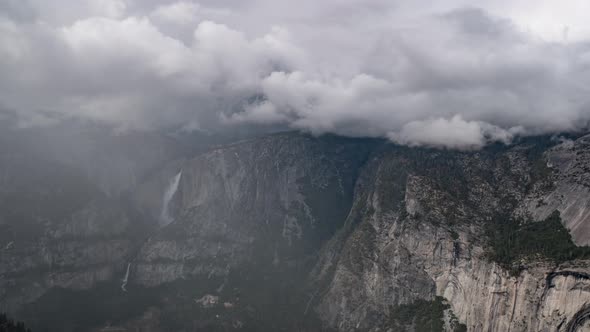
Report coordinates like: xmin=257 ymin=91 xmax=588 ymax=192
xmin=388 ymin=115 xmax=516 ymax=150
xmin=0 ymin=0 xmax=36 ymax=22
xmin=0 ymin=12 xmax=300 ymax=130
xmin=151 ymin=2 xmax=200 ymax=25
xmin=1 ymin=0 xmax=590 ymax=148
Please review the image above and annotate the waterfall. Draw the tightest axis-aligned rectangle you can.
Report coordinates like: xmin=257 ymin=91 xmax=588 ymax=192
xmin=160 ymin=171 xmax=182 ymax=226
xmin=121 ymin=262 xmax=131 ymax=292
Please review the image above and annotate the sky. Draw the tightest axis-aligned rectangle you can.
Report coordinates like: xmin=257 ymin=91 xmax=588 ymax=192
xmin=1 ymin=0 xmax=590 ymax=148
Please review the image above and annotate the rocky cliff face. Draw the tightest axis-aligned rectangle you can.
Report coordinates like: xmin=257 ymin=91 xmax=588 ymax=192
xmin=132 ymin=134 xmax=372 ymax=288
xmin=1 ymin=133 xmax=375 ymax=331
xmin=520 ymin=136 xmax=590 ymax=246
xmin=312 ymin=138 xmax=590 ymax=332
xmin=3 ymin=132 xmax=590 ymax=332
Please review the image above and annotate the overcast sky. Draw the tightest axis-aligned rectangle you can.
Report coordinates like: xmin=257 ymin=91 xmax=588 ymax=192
xmin=1 ymin=0 xmax=590 ymax=148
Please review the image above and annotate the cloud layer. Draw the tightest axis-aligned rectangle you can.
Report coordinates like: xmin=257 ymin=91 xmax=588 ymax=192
xmin=1 ymin=0 xmax=590 ymax=148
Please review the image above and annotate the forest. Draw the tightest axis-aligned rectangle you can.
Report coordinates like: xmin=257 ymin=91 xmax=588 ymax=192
xmin=0 ymin=313 xmax=31 ymax=332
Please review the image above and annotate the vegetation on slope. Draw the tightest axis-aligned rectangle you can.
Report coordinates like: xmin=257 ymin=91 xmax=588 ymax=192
xmin=0 ymin=313 xmax=31 ymax=332
xmin=388 ymin=297 xmax=466 ymax=332
xmin=487 ymin=211 xmax=590 ymax=273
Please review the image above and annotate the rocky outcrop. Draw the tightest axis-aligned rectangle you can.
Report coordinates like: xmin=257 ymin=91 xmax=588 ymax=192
xmin=312 ymin=139 xmax=590 ymax=332
xmin=132 ymin=134 xmax=373 ymax=287
xmin=520 ymin=136 xmax=590 ymax=245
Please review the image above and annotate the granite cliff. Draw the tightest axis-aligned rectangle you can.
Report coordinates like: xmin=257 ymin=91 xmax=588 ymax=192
xmin=312 ymin=138 xmax=590 ymax=332
xmin=2 ymin=131 xmax=590 ymax=331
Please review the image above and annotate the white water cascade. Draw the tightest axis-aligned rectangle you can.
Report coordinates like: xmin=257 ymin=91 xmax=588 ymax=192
xmin=160 ymin=171 xmax=182 ymax=227
xmin=121 ymin=262 xmax=131 ymax=292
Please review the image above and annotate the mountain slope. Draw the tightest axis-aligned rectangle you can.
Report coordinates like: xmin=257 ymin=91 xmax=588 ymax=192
xmin=3 ymin=132 xmax=590 ymax=331
xmin=311 ymin=138 xmax=590 ymax=332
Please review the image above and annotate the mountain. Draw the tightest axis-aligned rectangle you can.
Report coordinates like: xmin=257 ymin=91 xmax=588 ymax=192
xmin=2 ymin=129 xmax=590 ymax=331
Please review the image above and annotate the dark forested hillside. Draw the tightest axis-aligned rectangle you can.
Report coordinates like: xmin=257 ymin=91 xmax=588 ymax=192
xmin=0 ymin=313 xmax=31 ymax=332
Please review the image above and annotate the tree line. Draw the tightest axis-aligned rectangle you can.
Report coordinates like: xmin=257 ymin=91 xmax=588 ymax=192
xmin=0 ymin=313 xmax=31 ymax=332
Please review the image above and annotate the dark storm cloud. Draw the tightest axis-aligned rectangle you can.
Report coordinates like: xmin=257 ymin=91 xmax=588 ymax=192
xmin=1 ymin=0 xmax=590 ymax=148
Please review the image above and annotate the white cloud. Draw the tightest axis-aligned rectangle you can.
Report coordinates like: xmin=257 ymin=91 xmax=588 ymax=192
xmin=6 ymin=16 xmax=302 ymax=129
xmin=1 ymin=1 xmax=590 ymax=148
xmin=387 ymin=115 xmax=514 ymax=150
xmin=61 ymin=16 xmax=191 ymax=76
xmin=88 ymin=0 xmax=127 ymax=19
xmin=224 ymin=100 xmax=289 ymax=124
xmin=23 ymin=0 xmax=127 ymax=23
xmin=0 ymin=19 xmax=27 ymax=61
xmin=151 ymin=1 xmax=200 ymax=25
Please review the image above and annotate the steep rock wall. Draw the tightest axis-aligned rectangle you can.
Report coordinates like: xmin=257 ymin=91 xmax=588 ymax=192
xmin=313 ymin=142 xmax=590 ymax=332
